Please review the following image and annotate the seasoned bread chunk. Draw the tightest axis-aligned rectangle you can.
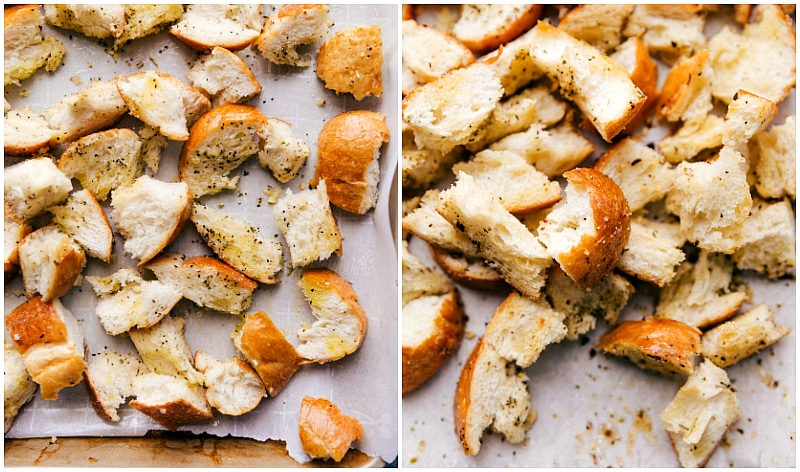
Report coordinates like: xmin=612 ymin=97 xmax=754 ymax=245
xmin=609 ymin=36 xmax=660 ymax=135
xmin=253 ymin=4 xmax=332 ymax=67
xmin=732 ymin=198 xmax=796 ymax=279
xmin=4 ymin=5 xmax=66 ymax=87
xmin=660 ymin=359 xmax=740 ymax=468
xmin=4 ymin=341 xmax=38 ymax=433
xmin=18 ymin=225 xmax=86 ymax=302
xmin=594 ymin=138 xmax=672 ymax=213
xmin=623 ymin=5 xmax=707 ymax=65
xmin=537 ymin=168 xmax=631 ymax=290
xmin=85 ymin=350 xmax=145 ymax=422
xmin=44 ymin=80 xmax=129 ymax=146
xmin=299 ymin=396 xmax=364 ymax=462
xmin=185 ymin=46 xmax=262 ymax=107
xmin=87 ymin=268 xmax=183 ymax=336
xmin=190 ymin=203 xmax=283 ymax=284
xmin=558 ymin=4 xmax=634 ymax=53
xmin=5 ymin=297 xmax=87 ymax=401
xmin=402 ymin=189 xmax=481 ymax=259
xmin=4 ymin=218 xmax=31 ymax=280
xmin=4 ymin=106 xmax=53 ymax=156
xmin=617 ymin=218 xmax=686 ymax=288
xmin=429 ymin=245 xmax=506 ymax=292
xmin=43 ymin=5 xmax=126 ymax=40
xmin=311 ymin=110 xmax=390 ymax=214
xmin=273 ymin=180 xmax=342 ymax=268
xmin=750 ymin=115 xmax=796 ymax=200
xmin=597 ymin=317 xmax=702 ymax=376
xmin=110 ymin=176 xmax=192 ymax=266
xmin=316 ymin=25 xmax=383 ymax=101
xmin=401 ymin=241 xmax=453 ymax=306
xmin=170 ymin=4 xmax=261 ymax=51
xmin=49 ymin=189 xmax=114 ymax=263
xmin=194 ymin=350 xmax=265 ymax=416
xmin=702 ymin=303 xmax=791 ymax=369
xmin=4 ymin=156 xmax=72 ymax=224
xmin=452 ymin=4 xmax=541 ymax=55
xmin=256 ymin=118 xmax=310 ymax=184
xmin=402 ymin=19 xmax=474 ymax=96
xmin=129 ymin=372 xmax=212 ymax=431
xmin=128 ymin=315 xmax=203 ymax=386
xmin=297 ymin=268 xmax=368 ymax=363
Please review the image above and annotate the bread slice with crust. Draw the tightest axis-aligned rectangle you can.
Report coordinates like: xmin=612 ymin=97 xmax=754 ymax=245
xmin=170 ymin=4 xmax=261 ymax=51
xmin=617 ymin=217 xmax=686 ymax=288
xmin=48 ymin=189 xmax=114 ymax=263
xmin=18 ymin=225 xmax=86 ymax=303
xmin=128 ymin=315 xmax=203 ymax=386
xmin=299 ymin=396 xmax=364 ymax=462
xmin=3 ymin=106 xmax=53 ymax=156
xmin=402 ymin=19 xmax=474 ymax=96
xmin=194 ymin=350 xmax=265 ymax=416
xmin=4 ymin=4 xmax=66 ymax=87
xmin=609 ymin=36 xmax=660 ymax=135
xmin=43 ymin=5 xmax=126 ymax=40
xmin=252 ymin=4 xmax=332 ymax=67
xmin=452 ymin=4 xmax=542 ymax=56
xmin=402 ymin=189 xmax=481 ymax=259
xmin=4 ymin=340 xmax=38 ymax=433
xmin=5 ymin=297 xmax=87 ymax=401
xmin=185 ymin=46 xmax=262 ymax=107
xmin=129 ymin=372 xmax=212 ymax=431
xmin=316 ymin=25 xmax=383 ymax=101
xmin=4 ymin=156 xmax=72 ymax=224
xmin=85 ymin=350 xmax=145 ymax=422
xmin=44 ymin=79 xmax=128 ymax=146
xmin=702 ymin=303 xmax=791 ymax=369
xmin=429 ymin=245 xmax=506 ymax=292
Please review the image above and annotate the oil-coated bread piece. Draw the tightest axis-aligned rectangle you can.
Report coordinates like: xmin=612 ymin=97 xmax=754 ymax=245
xmin=658 ymin=114 xmax=725 ymax=163
xmin=128 ymin=315 xmax=203 ymax=386
xmin=401 ymin=19 xmax=474 ymax=96
xmin=170 ymin=4 xmax=261 ymax=51
xmin=4 ymin=218 xmax=31 ymax=280
xmin=86 ymin=268 xmax=183 ymax=336
xmin=401 ymin=241 xmax=453 ymax=306
xmin=526 ymin=22 xmax=646 ymax=142
xmin=538 ymin=168 xmax=631 ymax=290
xmin=84 ymin=350 xmax=145 ymax=422
xmin=252 ymin=4 xmax=332 ymax=67
xmin=311 ymin=110 xmax=390 ymax=214
xmin=145 ymin=253 xmax=257 ymax=315
xmin=233 ymin=311 xmax=303 ymax=397
xmin=4 ymin=5 xmax=66 ymax=87
xmin=596 ymin=317 xmax=701 ymax=376
xmin=4 ymin=156 xmax=72 ymax=224
xmin=594 ymin=138 xmax=672 ymax=213
xmin=722 ymin=90 xmax=777 ymax=156
xmin=116 ymin=71 xmax=210 ymax=141
xmin=437 ymin=173 xmax=552 ymax=300
xmin=186 ymin=47 xmax=262 ymax=107
xmin=609 ymin=36 xmax=660 ymax=135
xmin=617 ymin=217 xmax=686 ymax=288
xmin=485 ymin=291 xmax=566 ymax=368
xmin=110 ymin=175 xmax=192 ymax=266
xmin=43 ymin=5 xmax=126 ymax=40
xmin=257 ymin=118 xmax=310 ymax=184
xmin=57 ymin=128 xmax=144 ymax=201
xmin=403 ymin=62 xmax=504 ymax=153
xmin=732 ymin=198 xmax=796 ymax=279
xmin=402 ymin=189 xmax=481 ymax=259
xmin=129 ymin=372 xmax=212 ymax=431
xmin=429 ymin=245 xmax=506 ymax=292
xmin=452 ymin=4 xmax=541 ymax=55
xmin=48 ymin=189 xmax=114 ymax=263
xmin=190 ymin=203 xmax=283 ymax=284
xmin=315 ymin=25 xmax=383 ymax=102
xmin=656 ymin=49 xmax=714 ymax=123
xmin=660 ymin=359 xmax=740 ymax=468
xmin=273 ymin=180 xmax=342 ymax=268
xmin=702 ymin=303 xmax=791 ymax=369
xmin=481 ymin=26 xmax=544 ymax=96
xmin=194 ymin=350 xmax=265 ymax=416
xmin=402 ymin=290 xmax=465 ymax=396
xmin=296 ymin=268 xmax=368 ymax=363
xmin=546 ymin=266 xmax=635 ymax=341
xmin=454 ymin=338 xmax=535 ymax=456
xmin=44 ymin=80 xmax=128 ymax=146
xmin=4 ymin=341 xmax=37 ymax=433
xmin=18 ymin=225 xmax=85 ymax=302
xmin=655 ymin=250 xmax=748 ymax=329
xmin=299 ymin=396 xmax=364 ymax=462
xmin=5 ymin=297 xmax=87 ymax=401
xmin=558 ymin=4 xmax=634 ymax=53
xmin=708 ymin=4 xmax=796 ymax=105
xmin=3 ymin=106 xmax=53 ymax=156
xmin=750 ymin=115 xmax=796 ymax=200
xmin=401 ymin=126 xmax=462 ymax=192
xmin=623 ymin=5 xmax=707 ymax=65
xmin=452 ymin=149 xmax=562 ymax=214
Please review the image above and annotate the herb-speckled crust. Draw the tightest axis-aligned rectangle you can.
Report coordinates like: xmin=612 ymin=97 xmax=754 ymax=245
xmin=452 ymin=4 xmax=542 ymax=56
xmin=316 ymin=25 xmax=383 ymax=101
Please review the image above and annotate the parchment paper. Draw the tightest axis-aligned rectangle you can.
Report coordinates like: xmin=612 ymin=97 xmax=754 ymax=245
xmin=4 ymin=4 xmax=398 ymax=465
xmin=401 ymin=6 xmax=795 ymax=467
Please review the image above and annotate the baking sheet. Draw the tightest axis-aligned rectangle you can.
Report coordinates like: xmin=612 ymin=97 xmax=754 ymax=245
xmin=4 ymin=4 xmax=398 ymax=465
xmin=401 ymin=6 xmax=796 ymax=468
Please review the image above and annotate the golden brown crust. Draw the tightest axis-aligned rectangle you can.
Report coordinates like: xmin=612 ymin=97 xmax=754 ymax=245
xmin=184 ymin=255 xmax=259 ymax=292
xmin=429 ymin=245 xmax=507 ymax=291
xmin=237 ymin=311 xmax=303 ymax=397
xmin=300 ymin=268 xmax=368 ymax=336
xmin=316 ymin=25 xmax=383 ymax=101
xmin=4 ymin=4 xmax=39 ymax=29
xmin=129 ymin=396 xmax=213 ymax=432
xmin=402 ymin=4 xmax=415 ymax=21
xmin=402 ymin=290 xmax=466 ymax=396
xmin=6 ymin=296 xmax=69 ymax=354
xmin=453 ymin=337 xmax=483 ymax=455
xmin=618 ymin=37 xmax=660 ymax=135
xmin=299 ymin=396 xmax=364 ymax=462
xmin=457 ymin=5 xmax=542 ymax=55
xmin=656 ymin=49 xmax=710 ymax=120
xmin=310 ymin=110 xmax=390 ymax=214
xmin=558 ymin=168 xmax=631 ymax=290
xmin=597 ymin=317 xmax=702 ymax=376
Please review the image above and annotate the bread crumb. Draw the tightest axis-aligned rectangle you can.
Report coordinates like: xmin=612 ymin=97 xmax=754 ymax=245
xmin=70 ymin=76 xmax=83 ymax=85
xmin=418 ymin=440 xmax=426 ymax=451
xmin=317 ymin=98 xmax=326 ymax=107
xmin=465 ymin=331 xmax=476 ymax=340
xmin=218 ymin=203 xmax=224 ymax=209
xmin=264 ymin=186 xmax=282 ymax=204
xmin=19 ymin=89 xmax=29 ymax=98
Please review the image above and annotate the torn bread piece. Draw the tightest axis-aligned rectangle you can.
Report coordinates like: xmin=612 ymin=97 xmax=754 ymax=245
xmin=110 ymin=175 xmax=192 ymax=266
xmin=129 ymin=372 xmax=212 ymax=431
xmin=481 ymin=25 xmax=544 ymax=96
xmin=170 ymin=4 xmax=261 ymax=51
xmin=299 ymin=396 xmax=364 ymax=462
xmin=623 ymin=5 xmax=707 ymax=65
xmin=44 ymin=79 xmax=128 ymax=147
xmin=190 ymin=203 xmax=283 ymax=285
xmin=144 ymin=253 xmax=257 ymax=315
xmin=401 ymin=19 xmax=474 ymax=96
xmin=186 ymin=46 xmax=262 ymax=107
xmin=617 ymin=217 xmax=686 ymax=288
xmin=658 ymin=114 xmax=725 ymax=164
xmin=538 ymin=168 xmax=631 ymax=290
xmin=722 ymin=89 xmax=777 ymax=157
xmin=57 ymin=128 xmax=144 ymax=201
xmin=18 ymin=225 xmax=86 ymax=303
xmin=4 ymin=218 xmax=31 ymax=280
xmin=732 ymin=198 xmax=796 ymax=279
xmin=4 ymin=4 xmax=66 ymax=87
xmin=85 ymin=350 xmax=145 ymax=422
xmin=316 ymin=25 xmax=383 ymax=101
xmin=452 ymin=4 xmax=541 ymax=55
xmin=311 ymin=110 xmax=390 ymax=215
xmin=3 ymin=106 xmax=53 ymax=156
xmin=257 ymin=118 xmax=310 ymax=184
xmin=454 ymin=338 xmax=535 ymax=456
xmin=252 ymin=4 xmax=332 ymax=67
xmin=129 ymin=315 xmax=203 ymax=386
xmin=526 ymin=21 xmax=646 ymax=142
xmin=194 ymin=350 xmax=265 ymax=416
xmin=429 ymin=245 xmax=506 ymax=292
xmin=402 ymin=241 xmax=454 ymax=306
xmin=297 ymin=268 xmax=368 ymax=364
xmin=750 ymin=115 xmax=796 ymax=200
xmin=437 ymin=172 xmax=552 ymax=300
xmin=273 ymin=180 xmax=342 ymax=269
xmin=4 ymin=156 xmax=72 ymax=224
xmin=116 ymin=71 xmax=210 ymax=141
xmin=660 ymin=359 xmax=740 ymax=468
xmin=48 ymin=189 xmax=114 ymax=263
xmin=702 ymin=303 xmax=791 ymax=369
xmin=655 ymin=250 xmax=748 ymax=329
xmin=43 ymin=5 xmax=126 ymax=40
xmin=233 ymin=311 xmax=303 ymax=397
xmin=86 ymin=268 xmax=182 ymax=336
xmin=558 ymin=4 xmax=634 ymax=53
xmin=609 ymin=36 xmax=660 ymax=135
xmin=655 ymin=49 xmax=713 ymax=124
xmin=137 ymin=124 xmax=169 ymax=174
xmin=4 ymin=340 xmax=37 ymax=433
xmin=5 ymin=297 xmax=87 ymax=401
xmin=596 ymin=317 xmax=701 ymax=376
xmin=402 ymin=125 xmax=463 ymax=192
xmin=402 ymin=189 xmax=481 ymax=259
